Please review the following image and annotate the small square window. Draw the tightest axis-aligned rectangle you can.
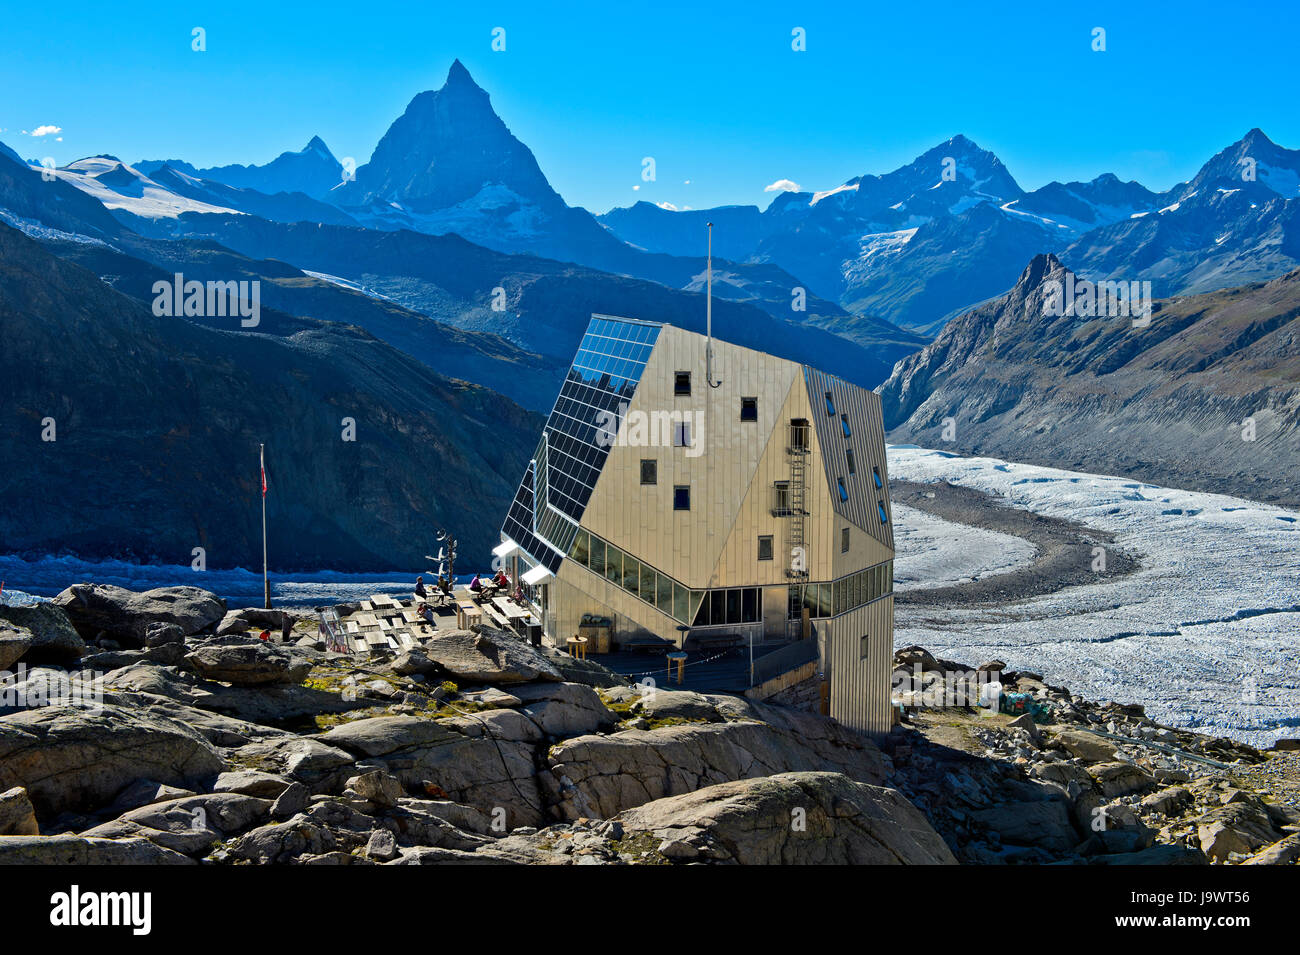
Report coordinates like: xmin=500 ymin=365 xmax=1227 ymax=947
xmin=674 ymin=485 xmax=691 ymax=510
xmin=846 ymin=448 xmax=856 ymax=475
xmin=740 ymin=397 xmax=758 ymax=422
xmin=758 ymin=535 xmax=774 ymax=561
xmin=673 ymin=421 xmax=691 ymax=448
xmin=860 ymin=634 xmax=871 ymax=661
xmin=674 ymin=372 xmax=691 ymax=396
xmin=824 ymin=391 xmax=836 ymax=416
xmin=837 ymin=477 xmax=848 ymax=502
xmin=640 ymin=459 xmax=657 ymax=485
xmin=841 ymin=527 xmax=850 ymax=553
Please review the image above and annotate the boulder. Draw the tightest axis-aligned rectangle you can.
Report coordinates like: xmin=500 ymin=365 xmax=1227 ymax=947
xmin=0 ymin=786 xmax=39 ymax=835
xmin=53 ymin=584 xmax=226 ymax=645
xmin=1087 ymin=761 xmax=1157 ymax=798
xmin=270 ymin=783 xmax=311 ymax=820
xmin=617 ymin=772 xmax=957 ymax=865
xmin=0 ymin=602 xmax=85 ymax=664
xmin=633 ymin=688 xmax=723 ymax=723
xmin=1052 ymin=730 xmax=1118 ymax=763
xmin=213 ymin=770 xmax=294 ymax=799
xmin=230 ymin=737 xmax=357 ymax=793
xmin=82 ymin=792 xmax=271 ymax=855
xmin=0 ymin=834 xmax=195 ymax=865
xmin=0 ymin=703 xmax=224 ymax=818
xmin=513 ymin=682 xmax=619 ymax=738
xmin=184 ymin=642 xmax=311 ymax=685
xmin=0 ymin=625 xmax=33 ymax=671
xmin=345 ymin=771 xmax=405 ymax=809
xmin=421 ymin=628 xmax=562 ymax=685
xmin=391 ymin=649 xmax=436 ymax=676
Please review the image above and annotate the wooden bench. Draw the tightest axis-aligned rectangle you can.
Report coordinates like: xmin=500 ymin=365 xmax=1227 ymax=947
xmin=693 ymin=633 xmax=744 ymax=652
xmin=619 ymin=636 xmax=673 ymax=655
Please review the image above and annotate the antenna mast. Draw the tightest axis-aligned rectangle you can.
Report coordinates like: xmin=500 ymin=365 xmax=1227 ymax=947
xmin=706 ymin=222 xmax=722 ymax=388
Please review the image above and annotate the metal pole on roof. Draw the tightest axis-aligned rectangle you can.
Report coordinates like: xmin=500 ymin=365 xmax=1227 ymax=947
xmin=706 ymin=222 xmax=721 ymax=388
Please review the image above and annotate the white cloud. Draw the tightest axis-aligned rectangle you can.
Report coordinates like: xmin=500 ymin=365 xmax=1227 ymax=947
xmin=25 ymin=125 xmax=62 ymax=138
xmin=632 ymin=184 xmax=640 ymax=191
xmin=683 ymin=179 xmax=691 ymax=185
xmin=764 ymin=178 xmax=802 ymax=193
xmin=656 ymin=201 xmax=679 ymax=211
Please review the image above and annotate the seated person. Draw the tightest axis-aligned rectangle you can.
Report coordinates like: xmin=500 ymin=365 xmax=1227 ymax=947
xmin=414 ymin=575 xmax=428 ymax=598
xmin=416 ymin=602 xmax=435 ymax=628
xmin=493 ymin=569 xmax=510 ymax=590
xmin=437 ymin=574 xmax=452 ymax=594
xmin=469 ymin=574 xmax=482 ymax=592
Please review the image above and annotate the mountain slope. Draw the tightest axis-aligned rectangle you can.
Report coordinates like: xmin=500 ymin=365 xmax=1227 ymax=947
xmin=0 ymin=220 xmax=539 ymax=570
xmin=878 ymin=254 xmax=1300 ymax=505
xmin=125 ymin=212 xmax=905 ymax=386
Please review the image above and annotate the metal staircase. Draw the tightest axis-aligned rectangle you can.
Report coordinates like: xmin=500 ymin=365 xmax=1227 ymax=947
xmin=784 ymin=421 xmax=809 ymax=583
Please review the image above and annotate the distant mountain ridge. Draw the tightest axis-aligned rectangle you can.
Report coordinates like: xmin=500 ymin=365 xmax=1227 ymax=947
xmin=0 ymin=220 xmax=538 ymax=570
xmin=137 ymin=136 xmax=345 ymax=199
xmin=878 ymin=253 xmax=1300 ymax=506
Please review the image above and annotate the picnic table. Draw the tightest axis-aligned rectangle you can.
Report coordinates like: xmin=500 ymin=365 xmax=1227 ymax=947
xmin=456 ymin=600 xmax=483 ymax=630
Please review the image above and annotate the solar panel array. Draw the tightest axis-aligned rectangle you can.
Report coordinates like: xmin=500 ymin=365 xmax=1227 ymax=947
xmin=501 ymin=316 xmax=661 ymax=572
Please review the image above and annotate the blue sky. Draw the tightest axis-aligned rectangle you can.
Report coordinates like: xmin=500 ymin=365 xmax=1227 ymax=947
xmin=3 ymin=0 xmax=1296 ymax=214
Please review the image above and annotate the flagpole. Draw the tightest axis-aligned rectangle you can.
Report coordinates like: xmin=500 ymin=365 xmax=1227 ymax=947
xmin=261 ymin=443 xmax=270 ymax=609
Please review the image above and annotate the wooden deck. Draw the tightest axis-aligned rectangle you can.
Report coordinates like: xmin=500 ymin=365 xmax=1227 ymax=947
xmin=333 ymin=588 xmax=538 ymax=654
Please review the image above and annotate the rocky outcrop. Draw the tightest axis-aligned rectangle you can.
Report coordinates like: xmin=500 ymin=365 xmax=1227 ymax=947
xmin=0 ymin=834 xmax=195 ymax=865
xmin=0 ymin=704 xmax=225 ymax=819
xmin=54 ymin=584 xmax=226 ymax=646
xmin=545 ymin=701 xmax=887 ymax=821
xmin=618 ymin=772 xmax=956 ymax=864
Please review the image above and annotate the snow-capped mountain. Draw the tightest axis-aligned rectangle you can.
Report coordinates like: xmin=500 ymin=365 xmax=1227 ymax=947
xmin=136 ymin=136 xmax=345 ymax=200
xmin=1063 ymin=129 xmax=1300 ymax=298
xmin=601 ymin=130 xmax=1300 ymax=334
xmin=50 ymin=156 xmax=243 ymax=219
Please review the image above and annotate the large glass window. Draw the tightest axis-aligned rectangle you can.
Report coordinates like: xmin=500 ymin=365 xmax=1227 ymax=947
xmin=623 ymin=555 xmax=641 ymax=597
xmin=604 ymin=546 xmax=621 ymax=585
xmin=641 ymin=564 xmax=656 ymax=606
xmin=571 ymin=530 xmax=589 ymax=567
xmin=673 ymin=583 xmax=688 ymax=622
xmin=589 ymin=537 xmax=606 ymax=577
xmin=657 ymin=573 xmax=673 ymax=612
